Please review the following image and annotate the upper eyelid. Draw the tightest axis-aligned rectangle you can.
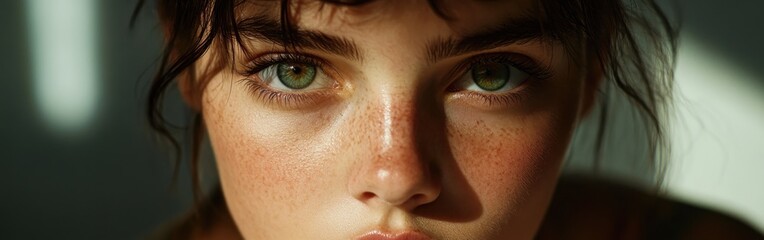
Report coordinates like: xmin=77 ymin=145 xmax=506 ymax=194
xmin=242 ymin=52 xmax=353 ymax=82
xmin=466 ymin=53 xmax=548 ymax=75
xmin=242 ymin=53 xmax=326 ymax=75
xmin=443 ymin=52 xmax=546 ymax=83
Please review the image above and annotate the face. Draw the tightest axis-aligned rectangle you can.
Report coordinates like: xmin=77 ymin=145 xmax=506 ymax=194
xmin=197 ymin=0 xmax=594 ymax=239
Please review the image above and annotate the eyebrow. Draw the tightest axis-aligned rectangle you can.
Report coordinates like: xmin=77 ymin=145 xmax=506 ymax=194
xmin=236 ymin=14 xmax=363 ymax=61
xmin=425 ymin=17 xmax=548 ymax=63
xmin=236 ymin=13 xmax=547 ymax=64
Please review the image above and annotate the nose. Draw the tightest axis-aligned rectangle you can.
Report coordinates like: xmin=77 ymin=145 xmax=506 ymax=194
xmin=348 ymin=93 xmax=442 ymax=210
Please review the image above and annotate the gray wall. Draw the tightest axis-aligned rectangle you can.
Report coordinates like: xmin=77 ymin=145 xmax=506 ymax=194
xmin=0 ymin=1 xmax=194 ymax=239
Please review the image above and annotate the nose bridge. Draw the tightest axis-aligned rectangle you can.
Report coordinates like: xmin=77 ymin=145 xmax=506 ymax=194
xmin=364 ymin=89 xmax=424 ymax=182
xmin=378 ymin=89 xmax=417 ymax=156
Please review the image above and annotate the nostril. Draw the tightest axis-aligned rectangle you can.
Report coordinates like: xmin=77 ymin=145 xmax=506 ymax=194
xmin=350 ymin=165 xmax=442 ymax=208
xmin=360 ymin=192 xmax=377 ymax=201
xmin=358 ymin=189 xmax=434 ymax=207
xmin=409 ymin=194 xmax=427 ymax=205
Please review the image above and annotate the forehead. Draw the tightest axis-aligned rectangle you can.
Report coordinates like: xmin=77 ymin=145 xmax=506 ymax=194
xmin=229 ymin=0 xmax=569 ymax=66
xmin=240 ymin=0 xmax=540 ymax=37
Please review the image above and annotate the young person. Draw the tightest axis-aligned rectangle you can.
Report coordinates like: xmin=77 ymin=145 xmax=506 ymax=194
xmin=142 ymin=0 xmax=763 ymax=239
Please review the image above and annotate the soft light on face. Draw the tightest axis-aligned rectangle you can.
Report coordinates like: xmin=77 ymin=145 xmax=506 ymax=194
xmin=199 ymin=1 xmax=592 ymax=239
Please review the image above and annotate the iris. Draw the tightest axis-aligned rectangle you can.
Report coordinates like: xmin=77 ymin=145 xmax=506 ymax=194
xmin=471 ymin=62 xmax=510 ymax=91
xmin=276 ymin=63 xmax=317 ymax=89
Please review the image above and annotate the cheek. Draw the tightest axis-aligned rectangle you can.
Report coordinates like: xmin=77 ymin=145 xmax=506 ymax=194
xmin=445 ymin=92 xmax=581 ymax=215
xmin=449 ymin=115 xmax=572 ymax=194
xmin=201 ymin=83 xmax=337 ymax=233
xmin=205 ymin=104 xmax=300 ymax=191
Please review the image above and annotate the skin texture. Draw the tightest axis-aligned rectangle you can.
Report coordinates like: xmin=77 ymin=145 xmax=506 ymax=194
xmin=194 ymin=0 xmax=598 ymax=239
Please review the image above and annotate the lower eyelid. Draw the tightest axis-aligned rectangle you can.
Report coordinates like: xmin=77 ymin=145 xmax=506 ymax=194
xmin=240 ymin=71 xmax=340 ymax=109
xmin=241 ymin=78 xmax=334 ymax=108
xmin=457 ymin=91 xmax=525 ymax=107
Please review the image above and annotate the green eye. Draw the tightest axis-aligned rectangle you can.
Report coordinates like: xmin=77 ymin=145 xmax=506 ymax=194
xmin=276 ymin=62 xmax=317 ymax=89
xmin=471 ymin=62 xmax=510 ymax=91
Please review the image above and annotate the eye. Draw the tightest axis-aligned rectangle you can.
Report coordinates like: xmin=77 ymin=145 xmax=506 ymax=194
xmin=253 ymin=58 xmax=333 ymax=92
xmin=241 ymin=54 xmax=340 ymax=108
xmin=458 ymin=60 xmax=530 ymax=93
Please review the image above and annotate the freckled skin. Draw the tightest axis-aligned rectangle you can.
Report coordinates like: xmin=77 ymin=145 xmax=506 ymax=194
xmin=199 ymin=1 xmax=595 ymax=239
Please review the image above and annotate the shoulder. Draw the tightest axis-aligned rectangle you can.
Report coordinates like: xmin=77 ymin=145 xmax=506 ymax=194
xmin=537 ymin=175 xmax=764 ymax=240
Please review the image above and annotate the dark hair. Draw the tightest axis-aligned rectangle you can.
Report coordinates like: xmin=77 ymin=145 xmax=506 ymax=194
xmin=138 ymin=0 xmax=677 ymax=211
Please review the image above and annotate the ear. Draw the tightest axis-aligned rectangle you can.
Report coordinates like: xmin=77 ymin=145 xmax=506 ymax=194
xmin=580 ymin=53 xmax=604 ymax=118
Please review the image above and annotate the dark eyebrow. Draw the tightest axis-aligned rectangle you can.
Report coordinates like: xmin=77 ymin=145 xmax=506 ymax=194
xmin=236 ymin=14 xmax=363 ymax=61
xmin=426 ymin=17 xmax=549 ymax=63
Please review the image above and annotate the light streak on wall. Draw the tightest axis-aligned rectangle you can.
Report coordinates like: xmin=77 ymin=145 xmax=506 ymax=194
xmin=27 ymin=0 xmax=98 ymax=136
xmin=667 ymin=36 xmax=764 ymax=233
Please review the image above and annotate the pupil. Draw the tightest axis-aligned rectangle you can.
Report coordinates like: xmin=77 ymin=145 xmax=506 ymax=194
xmin=291 ymin=66 xmax=303 ymax=75
xmin=481 ymin=69 xmax=493 ymax=78
xmin=472 ymin=62 xmax=509 ymax=91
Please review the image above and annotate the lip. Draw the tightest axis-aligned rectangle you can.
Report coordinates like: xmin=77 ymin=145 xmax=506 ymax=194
xmin=355 ymin=230 xmax=432 ymax=240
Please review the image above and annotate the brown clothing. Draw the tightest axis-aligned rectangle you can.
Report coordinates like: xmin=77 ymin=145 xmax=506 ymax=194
xmin=537 ymin=176 xmax=764 ymax=240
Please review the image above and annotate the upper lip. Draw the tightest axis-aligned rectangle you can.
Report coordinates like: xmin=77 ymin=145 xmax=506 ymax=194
xmin=355 ymin=230 xmax=432 ymax=240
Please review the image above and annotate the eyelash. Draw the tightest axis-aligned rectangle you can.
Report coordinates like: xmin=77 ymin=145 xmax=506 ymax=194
xmin=240 ymin=52 xmax=552 ymax=108
xmin=468 ymin=53 xmax=552 ymax=79
xmin=449 ymin=53 xmax=552 ymax=107
xmin=242 ymin=54 xmax=324 ymax=76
